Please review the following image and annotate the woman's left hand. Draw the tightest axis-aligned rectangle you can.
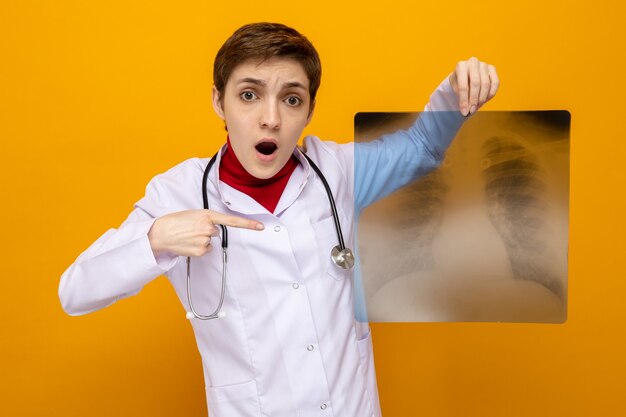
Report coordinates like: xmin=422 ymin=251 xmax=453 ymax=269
xmin=448 ymin=57 xmax=499 ymax=117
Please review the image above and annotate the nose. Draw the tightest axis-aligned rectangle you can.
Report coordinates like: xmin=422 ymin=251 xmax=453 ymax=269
xmin=259 ymin=98 xmax=281 ymax=129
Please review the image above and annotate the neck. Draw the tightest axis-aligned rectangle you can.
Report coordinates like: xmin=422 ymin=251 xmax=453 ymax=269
xmin=219 ymin=135 xmax=299 ymax=213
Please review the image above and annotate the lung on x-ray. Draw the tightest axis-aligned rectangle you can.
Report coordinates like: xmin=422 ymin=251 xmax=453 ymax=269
xmin=355 ymin=111 xmax=569 ymax=323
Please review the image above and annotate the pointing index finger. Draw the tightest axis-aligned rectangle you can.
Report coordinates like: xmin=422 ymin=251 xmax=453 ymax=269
xmin=208 ymin=211 xmax=265 ymax=231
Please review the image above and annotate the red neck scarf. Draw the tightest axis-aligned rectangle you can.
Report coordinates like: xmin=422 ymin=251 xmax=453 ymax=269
xmin=219 ymin=135 xmax=299 ymax=213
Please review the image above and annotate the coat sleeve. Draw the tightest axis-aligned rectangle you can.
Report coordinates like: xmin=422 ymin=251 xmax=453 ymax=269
xmin=352 ymin=73 xmax=469 ymax=212
xmin=58 ymin=176 xmax=179 ymax=316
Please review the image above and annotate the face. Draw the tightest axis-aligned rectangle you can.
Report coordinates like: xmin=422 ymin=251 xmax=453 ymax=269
xmin=212 ymin=56 xmax=316 ymax=179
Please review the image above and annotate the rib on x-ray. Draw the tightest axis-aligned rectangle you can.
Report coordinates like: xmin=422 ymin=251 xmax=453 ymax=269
xmin=355 ymin=111 xmax=569 ymax=323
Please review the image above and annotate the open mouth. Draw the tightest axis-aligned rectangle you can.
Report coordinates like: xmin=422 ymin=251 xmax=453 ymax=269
xmin=255 ymin=141 xmax=278 ymax=155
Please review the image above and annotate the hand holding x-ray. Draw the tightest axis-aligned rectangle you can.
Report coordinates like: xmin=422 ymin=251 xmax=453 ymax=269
xmin=448 ymin=57 xmax=500 ymax=116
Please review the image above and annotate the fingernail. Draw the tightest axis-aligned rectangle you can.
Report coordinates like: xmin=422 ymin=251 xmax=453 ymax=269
xmin=470 ymin=105 xmax=476 ymax=114
xmin=462 ymin=106 xmax=468 ymax=116
xmin=256 ymin=223 xmax=265 ymax=230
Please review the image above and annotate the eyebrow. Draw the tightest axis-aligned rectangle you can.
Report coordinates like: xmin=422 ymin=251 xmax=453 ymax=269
xmin=236 ymin=77 xmax=307 ymax=91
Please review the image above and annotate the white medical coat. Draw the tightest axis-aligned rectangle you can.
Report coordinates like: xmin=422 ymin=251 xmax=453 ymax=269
xmin=59 ymin=76 xmax=465 ymax=417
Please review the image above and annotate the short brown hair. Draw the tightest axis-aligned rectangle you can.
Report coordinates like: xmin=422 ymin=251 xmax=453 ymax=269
xmin=213 ymin=22 xmax=322 ymax=107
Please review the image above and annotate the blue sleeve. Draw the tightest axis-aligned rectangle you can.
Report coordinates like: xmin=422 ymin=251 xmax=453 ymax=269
xmin=353 ymin=76 xmax=468 ymax=213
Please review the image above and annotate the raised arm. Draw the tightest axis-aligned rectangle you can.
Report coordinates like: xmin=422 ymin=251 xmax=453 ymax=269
xmin=353 ymin=58 xmax=499 ymax=212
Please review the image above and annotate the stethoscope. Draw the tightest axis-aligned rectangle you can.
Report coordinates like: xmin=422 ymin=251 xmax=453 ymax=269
xmin=185 ymin=149 xmax=355 ymax=320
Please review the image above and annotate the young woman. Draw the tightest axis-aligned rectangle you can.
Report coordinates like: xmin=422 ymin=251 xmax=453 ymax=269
xmin=59 ymin=22 xmax=498 ymax=417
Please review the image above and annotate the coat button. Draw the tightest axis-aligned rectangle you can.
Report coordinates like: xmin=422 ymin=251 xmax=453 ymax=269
xmin=292 ymin=283 xmax=299 ymax=289
xmin=306 ymin=344 xmax=314 ymax=351
xmin=320 ymin=403 xmax=327 ymax=410
xmin=274 ymin=225 xmax=281 ymax=232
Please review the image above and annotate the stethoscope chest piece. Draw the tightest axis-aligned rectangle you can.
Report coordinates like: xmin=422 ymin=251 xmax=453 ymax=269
xmin=331 ymin=245 xmax=355 ymax=269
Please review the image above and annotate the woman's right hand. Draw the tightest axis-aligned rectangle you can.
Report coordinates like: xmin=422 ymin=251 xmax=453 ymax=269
xmin=148 ymin=209 xmax=264 ymax=257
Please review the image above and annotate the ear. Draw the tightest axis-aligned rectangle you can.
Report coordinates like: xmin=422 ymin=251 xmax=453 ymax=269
xmin=305 ymin=100 xmax=316 ymax=126
xmin=212 ymin=85 xmax=225 ymax=119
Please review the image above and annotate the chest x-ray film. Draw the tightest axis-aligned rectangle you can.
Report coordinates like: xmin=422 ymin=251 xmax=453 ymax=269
xmin=355 ymin=111 xmax=569 ymax=323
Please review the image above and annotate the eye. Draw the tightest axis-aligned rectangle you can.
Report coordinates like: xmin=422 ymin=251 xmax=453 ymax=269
xmin=240 ymin=91 xmax=257 ymax=102
xmin=285 ymin=96 xmax=302 ymax=106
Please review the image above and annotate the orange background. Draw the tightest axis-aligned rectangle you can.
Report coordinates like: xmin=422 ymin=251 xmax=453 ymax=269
xmin=1 ymin=0 xmax=625 ymax=416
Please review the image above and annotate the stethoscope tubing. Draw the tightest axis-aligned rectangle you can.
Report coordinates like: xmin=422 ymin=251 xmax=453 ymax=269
xmin=300 ymin=152 xmax=347 ymax=252
xmin=186 ymin=153 xmax=226 ymax=320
